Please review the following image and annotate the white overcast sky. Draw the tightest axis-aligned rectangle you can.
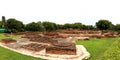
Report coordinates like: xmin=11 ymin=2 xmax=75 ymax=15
xmin=0 ymin=0 xmax=120 ymax=25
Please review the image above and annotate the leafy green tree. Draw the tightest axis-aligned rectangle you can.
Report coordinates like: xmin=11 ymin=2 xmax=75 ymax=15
xmin=26 ymin=22 xmax=44 ymax=31
xmin=1 ymin=16 xmax=6 ymax=28
xmin=84 ymin=25 xmax=95 ymax=30
xmin=109 ymin=24 xmax=115 ymax=30
xmin=62 ymin=23 xmax=88 ymax=30
xmin=63 ymin=23 xmax=73 ymax=29
xmin=81 ymin=24 xmax=87 ymax=30
xmin=6 ymin=18 xmax=25 ymax=32
xmin=56 ymin=24 xmax=64 ymax=29
xmin=115 ymin=24 xmax=120 ymax=30
xmin=0 ymin=21 xmax=2 ymax=28
xmin=37 ymin=21 xmax=45 ymax=31
xmin=42 ymin=21 xmax=57 ymax=31
xmin=96 ymin=20 xmax=112 ymax=30
xmin=72 ymin=23 xmax=83 ymax=29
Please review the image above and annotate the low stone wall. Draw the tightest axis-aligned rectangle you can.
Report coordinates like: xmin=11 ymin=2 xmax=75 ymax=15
xmin=21 ymin=43 xmax=48 ymax=51
xmin=46 ymin=47 xmax=76 ymax=55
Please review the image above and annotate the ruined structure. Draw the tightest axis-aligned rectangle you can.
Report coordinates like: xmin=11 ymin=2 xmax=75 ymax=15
xmin=0 ymin=38 xmax=16 ymax=44
xmin=46 ymin=42 xmax=76 ymax=55
xmin=21 ymin=43 xmax=48 ymax=51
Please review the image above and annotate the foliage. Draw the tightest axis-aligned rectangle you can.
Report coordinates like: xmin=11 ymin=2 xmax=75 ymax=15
xmin=56 ymin=24 xmax=64 ymax=29
xmin=76 ymin=37 xmax=119 ymax=60
xmin=37 ymin=21 xmax=45 ymax=31
xmin=6 ymin=18 xmax=25 ymax=32
xmin=1 ymin=16 xmax=6 ymax=28
xmin=96 ymin=20 xmax=112 ymax=30
xmin=84 ymin=25 xmax=95 ymax=30
xmin=0 ymin=21 xmax=2 ymax=27
xmin=72 ymin=23 xmax=83 ymax=29
xmin=63 ymin=23 xmax=73 ymax=29
xmin=1 ymin=16 xmax=120 ymax=32
xmin=115 ymin=24 xmax=120 ymax=30
xmin=26 ymin=22 xmax=44 ymax=31
xmin=42 ymin=21 xmax=57 ymax=31
xmin=62 ymin=23 xmax=95 ymax=30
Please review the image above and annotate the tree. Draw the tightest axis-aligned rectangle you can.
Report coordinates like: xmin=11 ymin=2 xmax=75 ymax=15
xmin=37 ymin=21 xmax=45 ymax=31
xmin=72 ymin=23 xmax=83 ymax=29
xmin=84 ymin=25 xmax=95 ymax=30
xmin=1 ymin=16 xmax=6 ymax=28
xmin=26 ymin=22 xmax=44 ymax=31
xmin=42 ymin=21 xmax=57 ymax=31
xmin=63 ymin=23 xmax=73 ymax=29
xmin=96 ymin=20 xmax=112 ymax=30
xmin=115 ymin=24 xmax=120 ymax=30
xmin=56 ymin=24 xmax=64 ymax=29
xmin=0 ymin=21 xmax=2 ymax=28
xmin=6 ymin=18 xmax=25 ymax=32
xmin=109 ymin=24 xmax=115 ymax=30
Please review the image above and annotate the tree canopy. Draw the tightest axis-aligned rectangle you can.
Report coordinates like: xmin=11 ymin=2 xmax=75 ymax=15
xmin=6 ymin=18 xmax=25 ymax=32
xmin=115 ymin=24 xmax=120 ymax=30
xmin=26 ymin=22 xmax=44 ymax=31
xmin=42 ymin=21 xmax=57 ymax=31
xmin=2 ymin=16 xmax=6 ymax=28
xmin=72 ymin=23 xmax=83 ymax=29
xmin=0 ymin=21 xmax=2 ymax=28
xmin=96 ymin=20 xmax=112 ymax=30
xmin=1 ymin=16 xmax=120 ymax=32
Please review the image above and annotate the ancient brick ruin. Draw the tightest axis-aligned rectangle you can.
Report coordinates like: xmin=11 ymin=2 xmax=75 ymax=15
xmin=0 ymin=38 xmax=16 ymax=44
xmin=3 ymin=29 xmax=118 ymax=55
xmin=21 ymin=43 xmax=48 ymax=51
xmin=46 ymin=42 xmax=76 ymax=55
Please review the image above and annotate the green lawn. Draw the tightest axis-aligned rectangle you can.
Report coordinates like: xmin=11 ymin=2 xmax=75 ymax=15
xmin=101 ymin=38 xmax=120 ymax=60
xmin=76 ymin=37 xmax=120 ymax=60
xmin=0 ymin=46 xmax=43 ymax=60
xmin=0 ymin=34 xmax=21 ymax=39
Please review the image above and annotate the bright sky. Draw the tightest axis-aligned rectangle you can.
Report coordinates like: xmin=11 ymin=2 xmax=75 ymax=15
xmin=0 ymin=0 xmax=120 ymax=25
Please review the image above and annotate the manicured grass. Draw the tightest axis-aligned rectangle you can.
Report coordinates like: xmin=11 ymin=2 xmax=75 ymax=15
xmin=0 ymin=34 xmax=20 ymax=39
xmin=101 ymin=38 xmax=120 ymax=60
xmin=76 ymin=37 xmax=120 ymax=60
xmin=0 ymin=46 xmax=43 ymax=60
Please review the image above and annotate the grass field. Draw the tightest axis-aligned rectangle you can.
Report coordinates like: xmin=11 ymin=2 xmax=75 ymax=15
xmin=76 ymin=37 xmax=120 ymax=60
xmin=0 ymin=46 xmax=44 ymax=60
xmin=0 ymin=34 xmax=21 ymax=39
xmin=101 ymin=38 xmax=120 ymax=60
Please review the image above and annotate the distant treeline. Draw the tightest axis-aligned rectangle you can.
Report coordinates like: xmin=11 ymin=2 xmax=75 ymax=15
xmin=0 ymin=16 xmax=120 ymax=32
